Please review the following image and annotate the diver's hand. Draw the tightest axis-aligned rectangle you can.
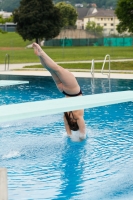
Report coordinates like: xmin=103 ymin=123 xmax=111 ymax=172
xmin=79 ymin=133 xmax=86 ymax=140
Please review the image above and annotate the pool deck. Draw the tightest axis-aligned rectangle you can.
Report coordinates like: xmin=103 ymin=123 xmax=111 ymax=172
xmin=0 ymin=63 xmax=133 ymax=79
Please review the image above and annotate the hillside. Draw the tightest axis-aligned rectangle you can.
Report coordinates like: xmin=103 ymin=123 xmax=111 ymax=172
xmin=1 ymin=0 xmax=118 ymax=12
xmin=1 ymin=0 xmax=20 ymax=12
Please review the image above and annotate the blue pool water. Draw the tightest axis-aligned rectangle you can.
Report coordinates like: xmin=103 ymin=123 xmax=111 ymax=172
xmin=0 ymin=76 xmax=133 ymax=200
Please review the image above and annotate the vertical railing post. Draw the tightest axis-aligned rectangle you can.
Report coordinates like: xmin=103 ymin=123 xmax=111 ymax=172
xmin=101 ymin=54 xmax=111 ymax=92
xmin=91 ymin=59 xmax=95 ymax=94
xmin=91 ymin=59 xmax=94 ymax=78
xmin=5 ymin=54 xmax=10 ymax=71
xmin=101 ymin=54 xmax=110 ymax=78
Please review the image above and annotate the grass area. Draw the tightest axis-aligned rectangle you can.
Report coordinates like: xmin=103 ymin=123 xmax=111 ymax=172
xmin=59 ymin=61 xmax=133 ymax=70
xmin=1 ymin=46 xmax=133 ymax=64
xmin=0 ymin=32 xmax=133 ymax=70
xmin=0 ymin=32 xmax=33 ymax=47
xmin=23 ymin=61 xmax=133 ymax=70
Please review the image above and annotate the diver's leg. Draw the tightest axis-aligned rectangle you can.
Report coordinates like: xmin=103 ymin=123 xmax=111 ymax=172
xmin=33 ymin=43 xmax=61 ymax=72
xmin=33 ymin=43 xmax=80 ymax=92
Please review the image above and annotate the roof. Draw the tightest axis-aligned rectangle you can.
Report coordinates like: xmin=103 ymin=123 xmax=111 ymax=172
xmin=86 ymin=8 xmax=116 ymax=18
xmin=76 ymin=8 xmax=116 ymax=20
xmin=76 ymin=8 xmax=89 ymax=19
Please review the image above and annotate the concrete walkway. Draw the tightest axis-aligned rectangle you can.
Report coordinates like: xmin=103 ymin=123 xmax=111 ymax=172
xmin=0 ymin=61 xmax=133 ymax=80
xmin=0 ymin=68 xmax=133 ymax=80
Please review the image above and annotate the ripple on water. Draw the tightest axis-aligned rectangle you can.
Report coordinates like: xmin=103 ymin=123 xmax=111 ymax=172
xmin=1 ymin=78 xmax=133 ymax=200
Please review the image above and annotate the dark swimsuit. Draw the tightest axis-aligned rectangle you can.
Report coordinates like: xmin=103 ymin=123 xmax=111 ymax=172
xmin=62 ymin=89 xmax=82 ymax=97
xmin=64 ymin=111 xmax=79 ymax=131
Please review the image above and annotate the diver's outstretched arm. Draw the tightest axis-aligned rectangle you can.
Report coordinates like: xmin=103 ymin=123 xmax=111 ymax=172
xmin=63 ymin=115 xmax=72 ymax=136
xmin=77 ymin=117 xmax=86 ymax=140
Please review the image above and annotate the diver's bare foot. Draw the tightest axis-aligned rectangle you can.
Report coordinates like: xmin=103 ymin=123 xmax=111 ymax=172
xmin=32 ymin=42 xmax=43 ymax=56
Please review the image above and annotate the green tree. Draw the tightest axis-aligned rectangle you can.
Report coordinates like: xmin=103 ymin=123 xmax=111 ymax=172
xmin=13 ymin=0 xmax=62 ymax=43
xmin=0 ymin=15 xmax=13 ymax=24
xmin=115 ymin=0 xmax=133 ymax=34
xmin=0 ymin=15 xmax=13 ymax=34
xmin=85 ymin=21 xmax=103 ymax=36
xmin=55 ymin=2 xmax=77 ymax=28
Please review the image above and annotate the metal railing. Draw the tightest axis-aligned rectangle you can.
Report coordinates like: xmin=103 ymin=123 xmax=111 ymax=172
xmin=5 ymin=54 xmax=10 ymax=71
xmin=91 ymin=59 xmax=95 ymax=94
xmin=101 ymin=54 xmax=111 ymax=92
xmin=91 ymin=59 xmax=95 ymax=79
xmin=101 ymin=54 xmax=110 ymax=79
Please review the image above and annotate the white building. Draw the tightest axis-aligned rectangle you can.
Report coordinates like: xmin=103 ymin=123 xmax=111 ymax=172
xmin=76 ymin=7 xmax=120 ymax=36
xmin=0 ymin=10 xmax=12 ymax=18
xmin=75 ymin=4 xmax=83 ymax=8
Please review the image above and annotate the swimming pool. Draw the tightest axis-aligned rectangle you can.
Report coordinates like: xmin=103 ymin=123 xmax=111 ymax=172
xmin=0 ymin=76 xmax=133 ymax=200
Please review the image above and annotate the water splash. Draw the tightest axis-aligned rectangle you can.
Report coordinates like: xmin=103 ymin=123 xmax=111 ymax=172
xmin=2 ymin=151 xmax=21 ymax=159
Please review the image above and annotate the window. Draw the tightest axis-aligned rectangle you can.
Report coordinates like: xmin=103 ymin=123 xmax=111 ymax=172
xmin=111 ymin=29 xmax=114 ymax=31
xmin=97 ymin=23 xmax=100 ymax=26
xmin=101 ymin=18 xmax=103 ymax=20
xmin=104 ymin=23 xmax=107 ymax=26
xmin=111 ymin=23 xmax=114 ymax=26
xmin=111 ymin=18 xmax=113 ymax=20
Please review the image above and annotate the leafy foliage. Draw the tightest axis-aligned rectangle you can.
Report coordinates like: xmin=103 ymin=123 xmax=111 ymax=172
xmin=55 ymin=2 xmax=77 ymax=27
xmin=115 ymin=0 xmax=133 ymax=33
xmin=0 ymin=15 xmax=13 ymax=23
xmin=0 ymin=15 xmax=13 ymax=34
xmin=13 ymin=0 xmax=62 ymax=42
xmin=55 ymin=0 xmax=117 ymax=9
xmin=85 ymin=21 xmax=103 ymax=36
xmin=0 ymin=28 xmax=7 ymax=34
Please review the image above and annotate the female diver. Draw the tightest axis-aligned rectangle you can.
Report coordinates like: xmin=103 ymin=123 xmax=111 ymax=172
xmin=32 ymin=43 xmax=86 ymax=140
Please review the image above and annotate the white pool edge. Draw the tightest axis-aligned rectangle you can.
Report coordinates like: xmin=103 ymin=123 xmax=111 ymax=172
xmin=0 ymin=70 xmax=133 ymax=80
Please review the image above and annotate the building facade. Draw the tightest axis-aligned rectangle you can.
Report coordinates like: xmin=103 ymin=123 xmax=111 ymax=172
xmin=0 ymin=10 xmax=12 ymax=18
xmin=76 ymin=7 xmax=120 ymax=36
